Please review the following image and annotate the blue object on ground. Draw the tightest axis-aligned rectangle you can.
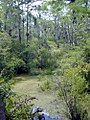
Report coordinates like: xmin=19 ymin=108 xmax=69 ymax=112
xmin=32 ymin=114 xmax=62 ymax=120
xmin=30 ymin=107 xmax=62 ymax=120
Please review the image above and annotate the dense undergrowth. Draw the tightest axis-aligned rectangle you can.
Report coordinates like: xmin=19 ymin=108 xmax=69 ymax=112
xmin=0 ymin=31 xmax=90 ymax=120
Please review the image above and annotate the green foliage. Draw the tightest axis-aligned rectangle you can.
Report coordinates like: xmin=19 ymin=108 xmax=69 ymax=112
xmin=1 ymin=57 xmax=27 ymax=79
xmin=0 ymin=31 xmax=12 ymax=72
xmin=6 ymin=57 xmax=27 ymax=74
xmin=0 ymin=34 xmax=58 ymax=77
xmin=20 ymin=41 xmax=57 ymax=75
xmin=64 ymin=68 xmax=88 ymax=94
xmin=0 ymin=77 xmax=14 ymax=101
xmin=85 ymin=64 xmax=90 ymax=83
xmin=0 ymin=77 xmax=34 ymax=120
xmin=39 ymin=79 xmax=52 ymax=92
xmin=0 ymin=54 xmax=5 ymax=72
xmin=0 ymin=33 xmax=27 ymax=77
xmin=52 ymin=42 xmax=90 ymax=120
xmin=0 ymin=32 xmax=11 ymax=49
xmin=21 ymin=47 xmax=38 ymax=69
xmin=0 ymin=77 xmax=16 ymax=120
xmin=38 ymin=75 xmax=53 ymax=91
xmin=84 ymin=48 xmax=90 ymax=63
xmin=38 ymin=47 xmax=57 ymax=69
xmin=79 ymin=63 xmax=90 ymax=93
xmin=1 ymin=67 xmax=14 ymax=80
xmin=30 ymin=68 xmax=42 ymax=75
xmin=5 ymin=96 xmax=34 ymax=120
xmin=9 ymin=41 xmax=25 ymax=57
xmin=70 ymin=5 xmax=90 ymax=14
xmin=56 ymin=69 xmax=89 ymax=120
xmin=0 ymin=0 xmax=90 ymax=119
xmin=41 ymin=4 xmax=48 ymax=11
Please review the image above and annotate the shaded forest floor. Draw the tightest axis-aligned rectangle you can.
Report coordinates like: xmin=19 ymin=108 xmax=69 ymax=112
xmin=13 ymin=74 xmax=67 ymax=120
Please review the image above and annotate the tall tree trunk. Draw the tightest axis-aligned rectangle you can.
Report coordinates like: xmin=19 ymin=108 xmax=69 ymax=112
xmin=4 ymin=8 xmax=8 ymax=31
xmin=18 ymin=0 xmax=21 ymax=43
xmin=22 ymin=3 xmax=24 ymax=41
xmin=61 ymin=23 xmax=67 ymax=45
xmin=26 ymin=7 xmax=29 ymax=45
xmin=4 ymin=0 xmax=8 ymax=31
xmin=54 ymin=17 xmax=59 ymax=48
xmin=0 ymin=101 xmax=6 ymax=120
xmin=22 ymin=18 xmax=24 ymax=41
xmin=29 ymin=14 xmax=32 ymax=39
xmin=85 ymin=0 xmax=88 ymax=10
xmin=4 ymin=21 xmax=7 ymax=31
xmin=71 ymin=26 xmax=74 ymax=45
xmin=67 ymin=24 xmax=71 ymax=44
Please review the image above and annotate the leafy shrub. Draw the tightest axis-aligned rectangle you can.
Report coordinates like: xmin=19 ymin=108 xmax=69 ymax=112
xmin=0 ymin=76 xmax=35 ymax=120
xmin=39 ymin=77 xmax=52 ymax=92
xmin=20 ymin=48 xmax=38 ymax=66
xmin=79 ymin=64 xmax=90 ymax=92
xmin=0 ymin=77 xmax=14 ymax=100
xmin=85 ymin=64 xmax=90 ymax=83
xmin=80 ymin=64 xmax=90 ymax=82
xmin=20 ymin=38 xmax=39 ymax=64
xmin=55 ymin=68 xmax=89 ymax=120
xmin=0 ymin=77 xmax=15 ymax=120
xmin=83 ymin=39 xmax=90 ymax=63
xmin=29 ymin=68 xmax=42 ymax=75
xmin=39 ymin=80 xmax=52 ymax=91
xmin=1 ymin=67 xmax=14 ymax=79
xmin=84 ymin=48 xmax=90 ymax=63
xmin=9 ymin=40 xmax=25 ymax=57
xmin=0 ymin=32 xmax=11 ymax=49
xmin=38 ymin=48 xmax=57 ymax=69
xmin=0 ymin=32 xmax=12 ymax=72
xmin=0 ymin=54 xmax=5 ymax=72
xmin=5 ymin=96 xmax=35 ymax=120
xmin=27 ymin=58 xmax=39 ymax=69
xmin=52 ymin=68 xmax=64 ymax=76
xmin=1 ymin=57 xmax=27 ymax=79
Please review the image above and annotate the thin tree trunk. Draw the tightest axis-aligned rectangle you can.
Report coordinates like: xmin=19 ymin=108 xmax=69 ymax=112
xmin=22 ymin=18 xmax=24 ymax=41
xmin=4 ymin=8 xmax=8 ymax=31
xmin=71 ymin=26 xmax=74 ymax=45
xmin=18 ymin=0 xmax=21 ymax=43
xmin=85 ymin=0 xmax=88 ymax=10
xmin=61 ymin=23 xmax=67 ymax=44
xmin=29 ymin=14 xmax=32 ymax=39
xmin=22 ymin=3 xmax=24 ymax=41
xmin=26 ymin=7 xmax=29 ymax=45
xmin=67 ymin=24 xmax=71 ymax=44
xmin=54 ymin=17 xmax=59 ymax=48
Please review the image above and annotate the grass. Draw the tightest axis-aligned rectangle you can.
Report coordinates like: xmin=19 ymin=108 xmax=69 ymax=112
xmin=13 ymin=74 xmax=67 ymax=120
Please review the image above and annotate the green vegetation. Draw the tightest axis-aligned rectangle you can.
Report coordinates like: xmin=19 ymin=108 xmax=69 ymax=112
xmin=0 ymin=0 xmax=90 ymax=120
xmin=13 ymin=75 xmax=61 ymax=118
